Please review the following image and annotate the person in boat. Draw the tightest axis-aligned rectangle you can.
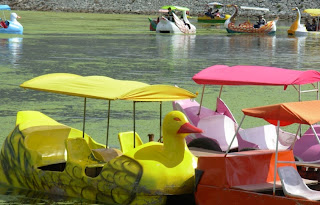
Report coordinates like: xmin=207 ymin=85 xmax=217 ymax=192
xmin=254 ymin=15 xmax=266 ymax=28
xmin=212 ymin=9 xmax=220 ymax=18
xmin=167 ymin=7 xmax=174 ymax=21
xmin=205 ymin=8 xmax=214 ymax=19
xmin=312 ymin=18 xmax=318 ymax=31
xmin=305 ymin=19 xmax=313 ymax=31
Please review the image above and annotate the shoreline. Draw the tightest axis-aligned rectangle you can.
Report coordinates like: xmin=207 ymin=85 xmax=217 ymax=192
xmin=3 ymin=0 xmax=320 ymax=19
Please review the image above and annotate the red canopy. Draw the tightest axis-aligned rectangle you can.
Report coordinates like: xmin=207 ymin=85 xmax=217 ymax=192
xmin=192 ymin=65 xmax=320 ymax=89
xmin=242 ymin=100 xmax=320 ymax=126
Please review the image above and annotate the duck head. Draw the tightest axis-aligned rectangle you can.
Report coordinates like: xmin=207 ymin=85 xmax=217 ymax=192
xmin=163 ymin=110 xmax=202 ymax=139
xmin=162 ymin=110 xmax=202 ymax=159
xmin=10 ymin=13 xmax=20 ymax=22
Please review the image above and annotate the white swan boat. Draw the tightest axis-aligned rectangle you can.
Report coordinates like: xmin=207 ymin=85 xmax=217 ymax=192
xmin=156 ymin=5 xmax=196 ymax=34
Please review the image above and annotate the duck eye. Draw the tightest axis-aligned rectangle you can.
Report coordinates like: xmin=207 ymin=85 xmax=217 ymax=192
xmin=174 ymin=117 xmax=181 ymax=121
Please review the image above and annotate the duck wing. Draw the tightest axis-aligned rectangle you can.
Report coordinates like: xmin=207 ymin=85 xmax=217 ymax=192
xmin=99 ymin=155 xmax=143 ymax=204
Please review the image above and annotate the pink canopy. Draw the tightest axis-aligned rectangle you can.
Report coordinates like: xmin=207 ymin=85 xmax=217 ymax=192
xmin=192 ymin=65 xmax=320 ymax=89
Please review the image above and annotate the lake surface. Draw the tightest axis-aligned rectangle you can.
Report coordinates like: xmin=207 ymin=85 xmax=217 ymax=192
xmin=0 ymin=11 xmax=320 ymax=203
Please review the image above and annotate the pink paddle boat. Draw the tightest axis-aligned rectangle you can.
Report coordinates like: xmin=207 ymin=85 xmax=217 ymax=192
xmin=174 ymin=65 xmax=320 ymax=155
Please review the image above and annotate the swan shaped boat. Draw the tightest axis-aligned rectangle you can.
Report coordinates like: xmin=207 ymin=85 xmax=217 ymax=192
xmin=0 ymin=5 xmax=23 ymax=34
xmin=156 ymin=5 xmax=196 ymax=34
xmin=224 ymin=5 xmax=278 ymax=34
xmin=288 ymin=7 xmax=308 ymax=36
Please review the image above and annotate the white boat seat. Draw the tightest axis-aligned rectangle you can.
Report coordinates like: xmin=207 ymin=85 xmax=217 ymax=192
xmin=278 ymin=166 xmax=320 ymax=201
xmin=197 ymin=115 xmax=238 ymax=151
xmin=238 ymin=124 xmax=295 ymax=151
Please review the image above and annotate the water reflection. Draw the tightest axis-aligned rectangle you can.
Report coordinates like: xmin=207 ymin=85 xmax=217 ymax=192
xmin=288 ymin=36 xmax=306 ymax=68
xmin=156 ymin=34 xmax=196 ymax=59
xmin=0 ymin=184 xmax=100 ymax=204
xmin=0 ymin=37 xmax=23 ymax=68
xmin=226 ymin=35 xmax=276 ymax=54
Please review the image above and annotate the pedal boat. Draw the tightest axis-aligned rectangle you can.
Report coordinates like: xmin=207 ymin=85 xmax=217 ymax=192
xmin=173 ymin=65 xmax=320 ymax=152
xmin=155 ymin=5 xmax=196 ymax=34
xmin=0 ymin=5 xmax=23 ymax=34
xmin=303 ymin=9 xmax=320 ymax=34
xmin=195 ymin=100 xmax=320 ymax=205
xmin=197 ymin=2 xmax=231 ymax=23
xmin=0 ymin=73 xmax=199 ymax=204
xmin=225 ymin=5 xmax=278 ymax=34
xmin=288 ymin=7 xmax=308 ymax=36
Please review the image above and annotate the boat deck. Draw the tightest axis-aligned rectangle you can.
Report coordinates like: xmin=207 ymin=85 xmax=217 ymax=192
xmin=190 ymin=148 xmax=319 ymax=192
xmin=232 ymin=178 xmax=318 ymax=192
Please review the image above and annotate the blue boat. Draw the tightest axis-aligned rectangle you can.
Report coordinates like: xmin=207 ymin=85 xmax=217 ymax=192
xmin=0 ymin=5 xmax=23 ymax=34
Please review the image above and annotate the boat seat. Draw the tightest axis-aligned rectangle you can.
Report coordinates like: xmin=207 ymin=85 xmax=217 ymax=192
xmin=197 ymin=115 xmax=238 ymax=151
xmin=278 ymin=166 xmax=320 ymax=200
xmin=0 ymin=21 xmax=7 ymax=28
xmin=237 ymin=124 xmax=295 ymax=151
xmin=173 ymin=98 xmax=238 ymax=146
xmin=66 ymin=138 xmax=106 ymax=168
xmin=92 ymin=148 xmax=122 ymax=163
xmin=118 ymin=131 xmax=143 ymax=154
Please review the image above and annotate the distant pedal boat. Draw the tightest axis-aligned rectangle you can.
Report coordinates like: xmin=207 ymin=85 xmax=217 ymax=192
xmin=0 ymin=5 xmax=23 ymax=34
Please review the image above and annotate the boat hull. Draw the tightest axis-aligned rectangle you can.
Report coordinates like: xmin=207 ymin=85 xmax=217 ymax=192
xmin=225 ymin=20 xmax=277 ymax=35
xmin=0 ymin=22 xmax=23 ymax=34
xmin=288 ymin=30 xmax=308 ymax=36
xmin=195 ymin=185 xmax=320 ymax=205
xmin=197 ymin=15 xmax=230 ymax=23
xmin=156 ymin=18 xmax=181 ymax=33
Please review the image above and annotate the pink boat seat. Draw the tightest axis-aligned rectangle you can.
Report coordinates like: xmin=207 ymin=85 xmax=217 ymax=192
xmin=173 ymin=98 xmax=237 ymax=145
xmin=173 ymin=98 xmax=219 ymax=144
xmin=293 ymin=125 xmax=320 ymax=162
xmin=197 ymin=115 xmax=238 ymax=151
xmin=237 ymin=124 xmax=296 ymax=151
xmin=172 ymin=98 xmax=218 ymax=126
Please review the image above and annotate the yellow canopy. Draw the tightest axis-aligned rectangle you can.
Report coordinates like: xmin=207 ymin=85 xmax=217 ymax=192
xmin=20 ymin=73 xmax=197 ymax=101
xmin=242 ymin=100 xmax=320 ymax=126
xmin=304 ymin=9 xmax=320 ymax=17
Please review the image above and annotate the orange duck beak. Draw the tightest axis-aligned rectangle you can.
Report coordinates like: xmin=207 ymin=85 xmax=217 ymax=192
xmin=177 ymin=122 xmax=203 ymax=134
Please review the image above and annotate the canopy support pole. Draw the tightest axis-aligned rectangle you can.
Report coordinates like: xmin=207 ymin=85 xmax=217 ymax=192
xmin=218 ymin=85 xmax=223 ymax=99
xmin=299 ymin=85 xmax=301 ymax=101
xmin=133 ymin=101 xmax=136 ymax=148
xmin=273 ymin=120 xmax=280 ymax=196
xmin=2 ymin=11 xmax=6 ymax=21
xmin=197 ymin=85 xmax=206 ymax=116
xmin=82 ymin=97 xmax=87 ymax=139
xmin=311 ymin=125 xmax=320 ymax=145
xmin=225 ymin=115 xmax=246 ymax=156
xmin=160 ymin=101 xmax=162 ymax=140
xmin=106 ymin=100 xmax=111 ymax=147
xmin=317 ymin=82 xmax=319 ymax=100
xmin=290 ymin=124 xmax=301 ymax=150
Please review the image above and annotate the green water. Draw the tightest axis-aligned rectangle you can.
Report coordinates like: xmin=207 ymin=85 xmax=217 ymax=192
xmin=0 ymin=10 xmax=320 ymax=204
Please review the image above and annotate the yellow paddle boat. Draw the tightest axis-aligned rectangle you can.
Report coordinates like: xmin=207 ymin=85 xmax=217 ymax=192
xmin=197 ymin=2 xmax=231 ymax=23
xmin=303 ymin=9 xmax=320 ymax=34
xmin=0 ymin=73 xmax=199 ymax=204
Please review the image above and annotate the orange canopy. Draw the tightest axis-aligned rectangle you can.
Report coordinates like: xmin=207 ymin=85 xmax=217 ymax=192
xmin=242 ymin=100 xmax=320 ymax=126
